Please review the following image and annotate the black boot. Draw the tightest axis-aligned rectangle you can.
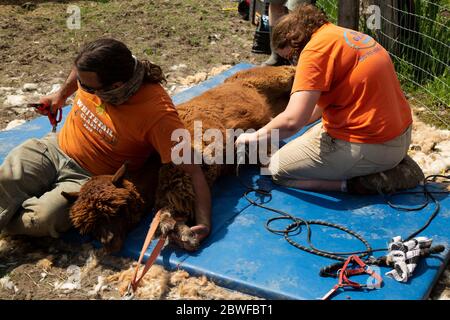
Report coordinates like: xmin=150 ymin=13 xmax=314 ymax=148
xmin=251 ymin=15 xmax=271 ymax=55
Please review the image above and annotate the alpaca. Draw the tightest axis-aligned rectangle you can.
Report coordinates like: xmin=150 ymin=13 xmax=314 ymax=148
xmin=63 ymin=65 xmax=296 ymax=252
xmin=224 ymin=64 xmax=295 ymax=117
xmin=62 ymin=155 xmax=161 ymax=253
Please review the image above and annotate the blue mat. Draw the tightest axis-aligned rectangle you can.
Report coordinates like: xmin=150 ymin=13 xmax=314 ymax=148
xmin=1 ymin=63 xmax=449 ymax=300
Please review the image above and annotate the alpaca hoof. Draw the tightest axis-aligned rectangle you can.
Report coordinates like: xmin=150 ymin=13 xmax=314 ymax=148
xmin=169 ymin=224 xmax=200 ymax=252
xmin=159 ymin=210 xmax=177 ymax=235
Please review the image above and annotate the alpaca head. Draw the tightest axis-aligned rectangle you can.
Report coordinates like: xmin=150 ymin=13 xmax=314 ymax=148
xmin=62 ymin=163 xmax=145 ymax=253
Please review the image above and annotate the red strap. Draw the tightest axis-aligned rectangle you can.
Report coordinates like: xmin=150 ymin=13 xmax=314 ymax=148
xmin=130 ymin=209 xmax=166 ymax=292
xmin=323 ymin=256 xmax=383 ymax=300
xmin=344 ymin=268 xmax=367 ymax=276
xmin=338 ymin=255 xmax=383 ymax=289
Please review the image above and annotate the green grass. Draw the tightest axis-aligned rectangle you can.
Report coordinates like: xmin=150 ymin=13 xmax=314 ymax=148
xmin=407 ymin=72 xmax=450 ymax=129
xmin=387 ymin=0 xmax=449 ymax=129
xmin=396 ymin=0 xmax=449 ymax=83
xmin=315 ymin=0 xmax=338 ymax=23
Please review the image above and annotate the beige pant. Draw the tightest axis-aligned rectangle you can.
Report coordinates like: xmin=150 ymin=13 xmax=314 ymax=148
xmin=268 ymin=123 xmax=412 ymax=185
xmin=0 ymin=133 xmax=91 ymax=237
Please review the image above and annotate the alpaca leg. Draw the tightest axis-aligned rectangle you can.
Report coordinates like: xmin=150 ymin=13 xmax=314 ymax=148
xmin=158 ymin=208 xmax=177 ymax=235
xmin=169 ymin=222 xmax=200 ymax=252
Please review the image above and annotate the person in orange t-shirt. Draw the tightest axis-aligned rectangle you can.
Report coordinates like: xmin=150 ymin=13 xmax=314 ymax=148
xmin=0 ymin=39 xmax=210 ymax=244
xmin=236 ymin=4 xmax=413 ymax=193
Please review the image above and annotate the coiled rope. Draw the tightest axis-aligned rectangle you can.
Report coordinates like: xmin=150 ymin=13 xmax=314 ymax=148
xmin=236 ymin=162 xmax=449 ymax=265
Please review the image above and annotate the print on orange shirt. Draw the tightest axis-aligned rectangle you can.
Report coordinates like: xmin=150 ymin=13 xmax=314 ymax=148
xmin=58 ymin=83 xmax=186 ymax=175
xmin=75 ymin=97 xmax=118 ymax=146
xmin=343 ymin=30 xmax=376 ymax=50
xmin=343 ymin=30 xmax=382 ymax=63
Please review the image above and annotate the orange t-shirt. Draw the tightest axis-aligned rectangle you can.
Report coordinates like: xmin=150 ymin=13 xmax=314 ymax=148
xmin=58 ymin=83 xmax=185 ymax=175
xmin=291 ymin=23 xmax=412 ymax=143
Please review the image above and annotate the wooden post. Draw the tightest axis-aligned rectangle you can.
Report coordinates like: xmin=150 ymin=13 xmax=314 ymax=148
xmin=372 ymin=0 xmax=399 ymax=54
xmin=338 ymin=0 xmax=360 ymax=30
xmin=384 ymin=0 xmax=399 ymax=54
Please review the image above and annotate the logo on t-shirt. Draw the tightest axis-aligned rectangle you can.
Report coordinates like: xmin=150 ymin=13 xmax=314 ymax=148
xmin=96 ymin=103 xmax=106 ymax=116
xmin=343 ymin=30 xmax=376 ymax=50
xmin=75 ymin=98 xmax=118 ymax=145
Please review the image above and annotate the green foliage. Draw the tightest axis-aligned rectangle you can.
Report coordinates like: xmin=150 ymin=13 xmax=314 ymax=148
xmin=315 ymin=0 xmax=338 ymax=23
xmin=396 ymin=0 xmax=449 ymax=83
xmin=415 ymin=71 xmax=450 ymax=115
xmin=319 ymin=0 xmax=449 ymax=128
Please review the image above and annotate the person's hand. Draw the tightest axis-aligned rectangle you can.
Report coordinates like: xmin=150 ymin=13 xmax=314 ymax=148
xmin=235 ymin=131 xmax=259 ymax=147
xmin=38 ymin=91 xmax=67 ymax=115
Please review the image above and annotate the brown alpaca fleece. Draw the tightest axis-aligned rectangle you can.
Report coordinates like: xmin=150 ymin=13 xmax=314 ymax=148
xmin=154 ymin=66 xmax=296 ymax=250
xmin=64 ymin=65 xmax=296 ymax=252
xmin=63 ymin=155 xmax=161 ymax=253
xmin=153 ymin=81 xmax=275 ymax=249
xmin=225 ymin=65 xmax=296 ymax=117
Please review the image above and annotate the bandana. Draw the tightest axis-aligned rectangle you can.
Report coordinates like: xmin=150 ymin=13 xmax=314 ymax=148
xmin=96 ymin=56 xmax=145 ymax=106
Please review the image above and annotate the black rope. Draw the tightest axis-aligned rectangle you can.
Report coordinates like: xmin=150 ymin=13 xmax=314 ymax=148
xmin=236 ymin=161 xmax=449 ymax=269
xmin=384 ymin=174 xmax=449 ymax=241
xmin=237 ymin=165 xmax=379 ymax=262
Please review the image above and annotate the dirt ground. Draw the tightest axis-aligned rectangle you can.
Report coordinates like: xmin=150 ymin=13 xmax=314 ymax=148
xmin=0 ymin=0 xmax=265 ymax=129
xmin=0 ymin=0 xmax=448 ymax=300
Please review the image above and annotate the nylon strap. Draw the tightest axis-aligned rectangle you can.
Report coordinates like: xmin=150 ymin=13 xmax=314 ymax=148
xmin=130 ymin=209 xmax=167 ymax=292
xmin=322 ymin=255 xmax=383 ymax=300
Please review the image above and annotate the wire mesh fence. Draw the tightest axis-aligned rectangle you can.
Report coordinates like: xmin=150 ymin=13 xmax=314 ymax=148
xmin=316 ymin=0 xmax=339 ymax=22
xmin=316 ymin=0 xmax=449 ymax=129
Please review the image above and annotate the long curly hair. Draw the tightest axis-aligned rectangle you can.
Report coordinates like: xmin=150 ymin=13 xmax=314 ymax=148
xmin=75 ymin=38 xmax=165 ymax=86
xmin=272 ymin=4 xmax=329 ymax=52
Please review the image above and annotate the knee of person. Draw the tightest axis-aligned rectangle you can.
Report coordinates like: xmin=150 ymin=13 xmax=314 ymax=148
xmin=0 ymin=163 xmax=21 ymax=184
xmin=18 ymin=208 xmax=64 ymax=238
xmin=271 ymin=173 xmax=284 ymax=185
xmin=270 ymin=171 xmax=294 ymax=188
xmin=267 ymin=161 xmax=285 ymax=184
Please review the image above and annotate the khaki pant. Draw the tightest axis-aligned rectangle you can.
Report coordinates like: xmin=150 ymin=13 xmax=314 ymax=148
xmin=0 ymin=133 xmax=91 ymax=237
xmin=268 ymin=123 xmax=412 ymax=185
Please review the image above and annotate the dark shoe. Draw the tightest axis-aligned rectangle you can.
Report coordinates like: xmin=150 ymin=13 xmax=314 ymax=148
xmin=251 ymin=14 xmax=271 ymax=54
xmin=347 ymin=155 xmax=425 ymax=195
xmin=238 ymin=0 xmax=250 ymax=20
xmin=251 ymin=29 xmax=271 ymax=54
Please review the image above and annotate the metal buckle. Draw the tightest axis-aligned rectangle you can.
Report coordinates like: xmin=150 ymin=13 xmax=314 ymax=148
xmin=122 ymin=282 xmax=135 ymax=300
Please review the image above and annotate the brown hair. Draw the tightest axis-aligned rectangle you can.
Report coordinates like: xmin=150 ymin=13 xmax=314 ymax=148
xmin=75 ymin=38 xmax=165 ymax=86
xmin=272 ymin=4 xmax=328 ymax=52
